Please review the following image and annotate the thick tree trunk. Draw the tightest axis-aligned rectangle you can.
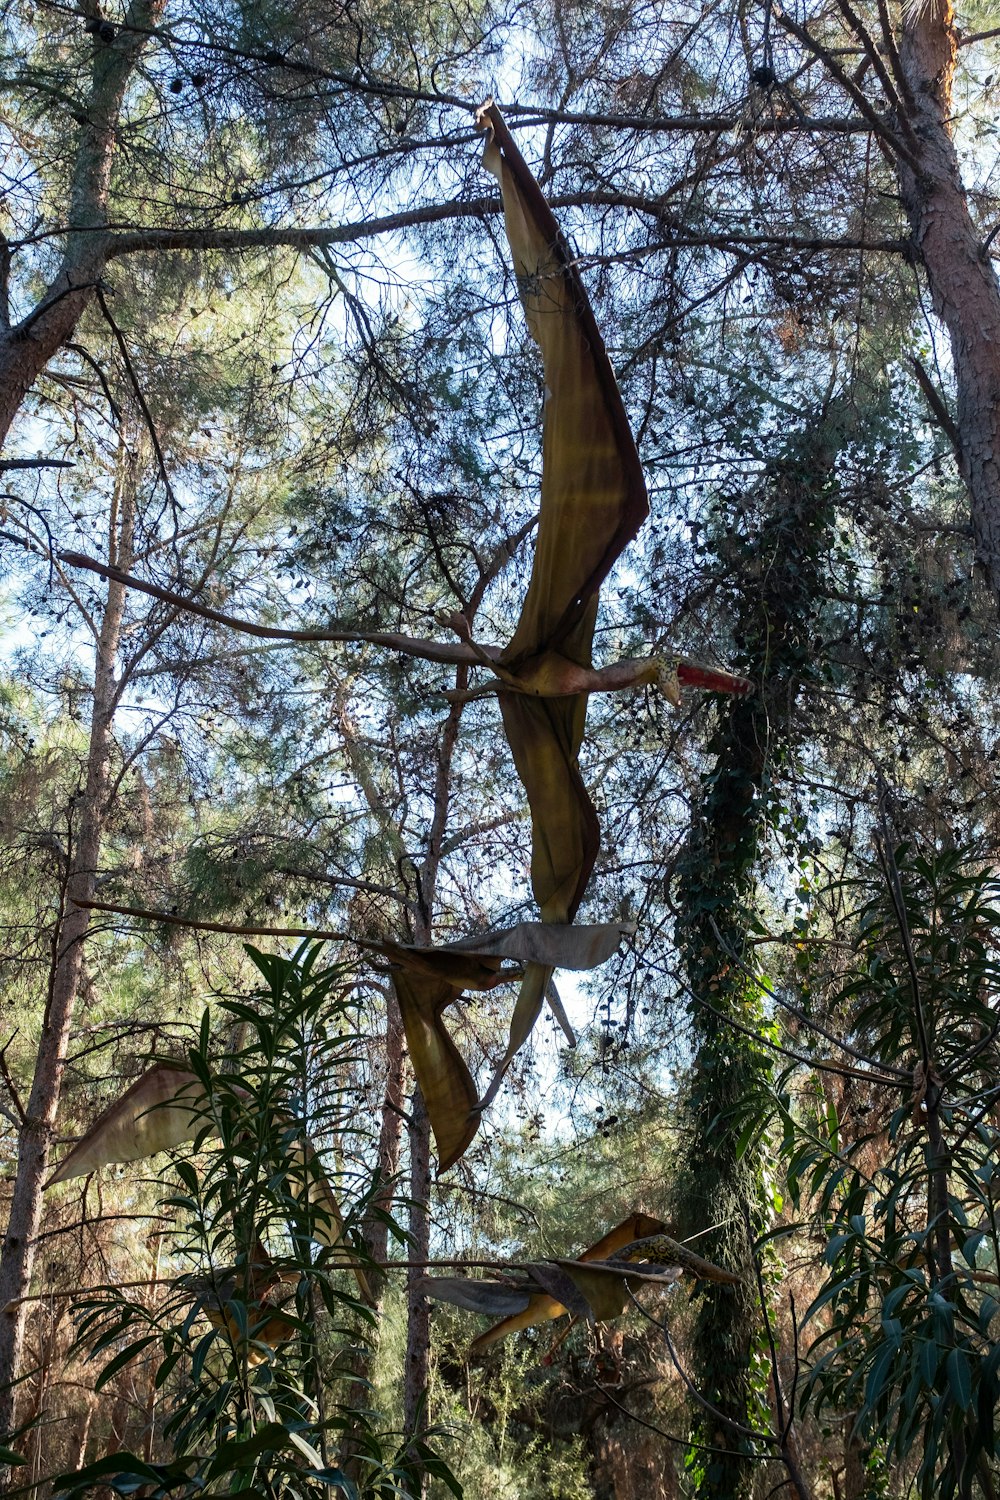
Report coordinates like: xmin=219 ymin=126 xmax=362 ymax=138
xmin=0 ymin=481 xmax=132 ymax=1454
xmin=0 ymin=0 xmax=160 ymax=453
xmin=896 ymin=0 xmax=1000 ymax=604
xmin=674 ymin=428 xmax=838 ymax=1500
xmin=0 ymin=289 xmax=100 ymax=449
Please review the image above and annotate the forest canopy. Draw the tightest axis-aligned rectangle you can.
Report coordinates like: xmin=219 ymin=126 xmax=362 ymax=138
xmin=3 ymin=0 xmax=1000 ymax=1494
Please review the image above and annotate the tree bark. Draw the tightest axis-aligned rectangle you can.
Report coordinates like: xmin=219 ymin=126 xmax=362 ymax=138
xmin=338 ymin=988 xmax=407 ymax=1479
xmin=365 ymin=986 xmax=408 ymax=1279
xmin=674 ymin=426 xmax=838 ymax=1500
xmin=333 ymin=671 xmax=464 ymax=1483
xmin=895 ymin=0 xmax=1000 ymax=605
xmin=0 ymin=0 xmax=161 ymax=451
xmin=400 ymin=676 xmax=467 ymax=1459
xmin=404 ymin=1089 xmax=432 ymax=1449
xmin=0 ymin=463 xmax=133 ymax=1455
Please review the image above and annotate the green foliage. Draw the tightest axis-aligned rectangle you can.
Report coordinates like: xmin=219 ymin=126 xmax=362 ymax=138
xmin=674 ymin=420 xmax=841 ymax=1498
xmin=54 ymin=944 xmax=461 ymax=1500
xmin=783 ymin=843 xmax=1000 ymax=1499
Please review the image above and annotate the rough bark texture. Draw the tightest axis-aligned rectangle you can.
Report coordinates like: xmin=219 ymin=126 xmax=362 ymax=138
xmin=366 ymin=986 xmax=407 ymax=1279
xmin=335 ymin=662 xmax=467 ymax=1480
xmin=896 ymin=0 xmax=1000 ymax=604
xmin=404 ymin=1089 xmax=432 ymax=1446
xmin=0 ymin=0 xmax=160 ymax=451
xmin=338 ymin=989 xmax=407 ymax=1479
xmin=0 ymin=479 xmax=132 ymax=1453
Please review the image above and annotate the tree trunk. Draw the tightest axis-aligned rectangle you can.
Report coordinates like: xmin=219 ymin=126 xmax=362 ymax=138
xmin=0 ymin=0 xmax=160 ymax=452
xmin=334 ymin=667 xmax=465 ymax=1482
xmin=0 ymin=470 xmax=133 ymax=1453
xmin=896 ymin=0 xmax=1000 ymax=606
xmin=400 ymin=679 xmax=466 ymax=1460
xmin=365 ymin=986 xmax=407 ymax=1279
xmin=404 ymin=1089 xmax=432 ymax=1450
xmin=674 ymin=425 xmax=839 ymax=1500
xmin=338 ymin=988 xmax=407 ymax=1478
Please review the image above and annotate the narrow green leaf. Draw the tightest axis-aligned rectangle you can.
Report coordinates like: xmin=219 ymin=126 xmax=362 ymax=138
xmin=919 ymin=1338 xmax=940 ymax=1388
xmin=288 ymin=1430 xmax=324 ymax=1468
xmin=95 ymin=1336 xmax=158 ymax=1392
xmin=946 ymin=1346 xmax=972 ymax=1411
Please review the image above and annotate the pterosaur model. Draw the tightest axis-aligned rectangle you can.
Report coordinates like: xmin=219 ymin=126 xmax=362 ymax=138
xmin=49 ymin=108 xmax=752 ymax=1201
xmin=383 ymin=105 xmax=752 ymax=1167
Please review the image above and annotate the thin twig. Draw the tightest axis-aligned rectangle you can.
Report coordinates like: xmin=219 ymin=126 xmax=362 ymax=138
xmin=626 ymin=1286 xmax=767 ymax=1441
xmin=874 ymin=791 xmax=931 ymax=1071
xmin=592 ymin=1377 xmax=775 ymax=1461
xmin=4 ymin=1251 xmax=690 ymax=1310
xmin=774 ymin=6 xmax=923 ymax=174
xmin=0 ymin=1031 xmax=25 ymax=1124
xmin=93 ymin=285 xmax=176 ymax=510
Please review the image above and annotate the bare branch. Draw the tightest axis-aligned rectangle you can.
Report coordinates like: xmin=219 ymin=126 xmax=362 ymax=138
xmin=909 ymin=354 xmax=961 ymax=459
xmin=775 ymin=5 xmax=924 ymax=174
xmin=71 ymin=896 xmax=356 ymax=941
xmin=0 ymin=1034 xmax=26 ymax=1126
xmin=57 ymin=550 xmax=480 ymax=663
xmin=0 ymin=458 xmax=74 ymax=471
xmin=93 ymin=285 xmax=175 ymax=508
xmin=275 ymin=866 xmax=420 ymax=914
xmin=95 ymin=206 xmax=908 ymax=262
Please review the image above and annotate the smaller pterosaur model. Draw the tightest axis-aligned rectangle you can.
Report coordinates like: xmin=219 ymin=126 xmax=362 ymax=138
xmin=418 ymin=1210 xmax=741 ymax=1358
xmin=46 ymin=1062 xmax=376 ymax=1314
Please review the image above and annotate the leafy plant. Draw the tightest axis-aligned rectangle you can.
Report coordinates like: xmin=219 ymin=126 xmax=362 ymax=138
xmin=782 ymin=842 xmax=1000 ymax=1500
xmin=53 ymin=943 xmax=462 ymax=1499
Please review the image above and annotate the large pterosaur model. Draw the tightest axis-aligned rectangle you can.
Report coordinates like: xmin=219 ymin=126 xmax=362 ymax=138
xmin=383 ymin=105 xmax=752 ymax=1168
xmin=47 ymin=107 xmax=753 ymax=1199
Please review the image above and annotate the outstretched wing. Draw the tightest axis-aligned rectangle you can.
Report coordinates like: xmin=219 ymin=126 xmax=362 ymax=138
xmin=478 ymin=102 xmax=648 ymax=1105
xmin=380 ymin=925 xmax=631 ymax=1170
xmin=482 ymin=104 xmax=647 ymax=922
xmin=391 ymin=967 xmax=482 ymax=1174
xmin=480 ymin=103 xmax=648 ymax=666
xmin=46 ymin=1064 xmax=206 ymax=1185
xmin=47 ymin=1063 xmax=374 ymax=1304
